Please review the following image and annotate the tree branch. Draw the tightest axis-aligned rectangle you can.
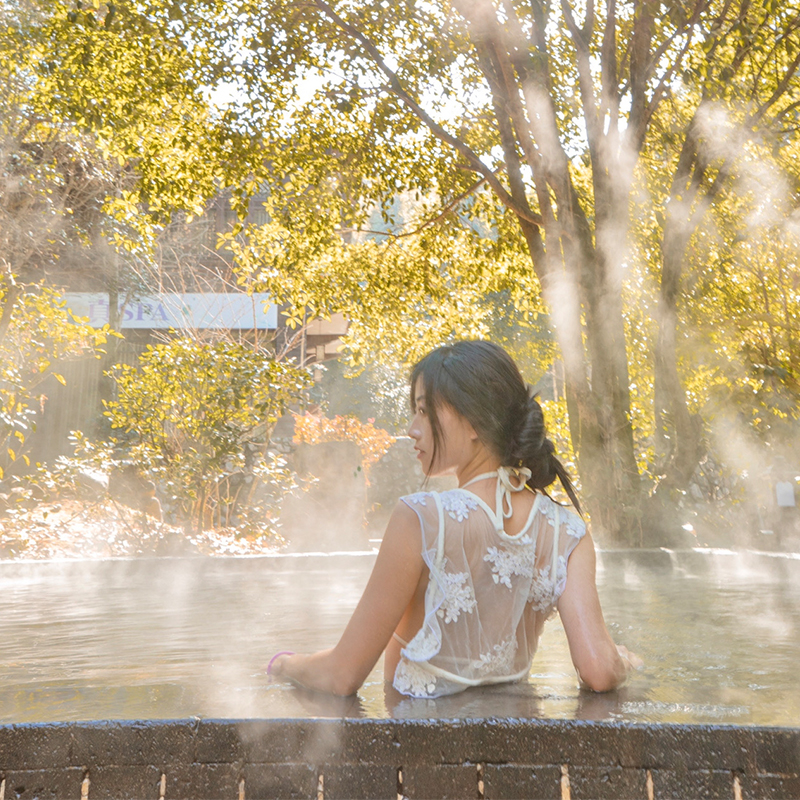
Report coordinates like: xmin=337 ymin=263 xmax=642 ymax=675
xmin=750 ymin=42 xmax=800 ymax=126
xmin=310 ymin=0 xmax=543 ymax=228
xmin=340 ymin=167 xmax=503 ymax=239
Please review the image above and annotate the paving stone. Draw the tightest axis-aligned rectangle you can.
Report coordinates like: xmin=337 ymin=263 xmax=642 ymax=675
xmin=198 ymin=719 xmax=343 ymax=765
xmin=331 ymin=720 xmax=399 ymax=764
xmin=70 ymin=720 xmax=196 ymax=767
xmin=163 ymin=762 xmax=240 ymax=800
xmin=403 ymin=763 xmax=479 ymax=799
xmin=753 ymin=729 xmax=800 ymax=775
xmin=322 ymin=763 xmax=398 ymax=799
xmin=568 ymin=765 xmax=649 ymax=799
xmin=243 ymin=763 xmax=318 ymax=800
xmin=641 ymin=725 xmax=755 ymax=772
xmin=2 ymin=767 xmax=85 ymax=799
xmin=482 ymin=763 xmax=561 ymax=799
xmin=650 ymin=767 xmax=734 ymax=799
xmin=740 ymin=773 xmax=800 ymax=800
xmin=0 ymin=725 xmax=73 ymax=770
xmin=88 ymin=764 xmax=163 ymax=799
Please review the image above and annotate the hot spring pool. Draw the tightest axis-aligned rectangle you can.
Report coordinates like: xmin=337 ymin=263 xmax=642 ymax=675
xmin=0 ymin=547 xmax=798 ymax=726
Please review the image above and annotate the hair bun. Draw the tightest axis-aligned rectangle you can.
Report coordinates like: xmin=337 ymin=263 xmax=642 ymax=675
xmin=507 ymin=393 xmax=546 ymax=464
xmin=410 ymin=341 xmax=581 ymax=513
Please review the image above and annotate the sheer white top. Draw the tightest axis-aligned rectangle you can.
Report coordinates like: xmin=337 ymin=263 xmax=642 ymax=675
xmin=393 ymin=466 xmax=586 ymax=698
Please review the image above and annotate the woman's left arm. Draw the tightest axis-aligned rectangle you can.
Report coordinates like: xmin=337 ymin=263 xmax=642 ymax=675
xmin=557 ymin=533 xmax=641 ymax=692
xmin=270 ymin=501 xmax=425 ymax=696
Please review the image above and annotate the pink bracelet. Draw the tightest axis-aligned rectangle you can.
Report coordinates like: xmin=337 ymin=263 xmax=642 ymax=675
xmin=267 ymin=650 xmax=295 ymax=676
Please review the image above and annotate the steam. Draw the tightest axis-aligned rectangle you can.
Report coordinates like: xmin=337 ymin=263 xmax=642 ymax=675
xmin=2 ymin=547 xmax=799 ymax=725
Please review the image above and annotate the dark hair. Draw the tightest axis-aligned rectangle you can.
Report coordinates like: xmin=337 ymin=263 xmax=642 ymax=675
xmin=410 ymin=340 xmax=581 ymax=513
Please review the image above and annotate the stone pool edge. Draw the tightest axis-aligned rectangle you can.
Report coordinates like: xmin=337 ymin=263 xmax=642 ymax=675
xmin=1 ymin=717 xmax=798 ymax=798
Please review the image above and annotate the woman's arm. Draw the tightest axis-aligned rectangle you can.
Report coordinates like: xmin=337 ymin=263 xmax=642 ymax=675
xmin=270 ymin=500 xmax=425 ymax=696
xmin=556 ymin=533 xmax=640 ymax=692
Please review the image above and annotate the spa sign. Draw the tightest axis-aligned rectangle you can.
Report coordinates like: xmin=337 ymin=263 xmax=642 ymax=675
xmin=65 ymin=293 xmax=279 ymax=330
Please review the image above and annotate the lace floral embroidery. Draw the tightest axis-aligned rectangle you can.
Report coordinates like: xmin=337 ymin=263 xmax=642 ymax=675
xmin=563 ymin=510 xmax=586 ymax=539
xmin=403 ymin=626 xmax=439 ymax=661
xmin=528 ymin=555 xmax=570 ymax=610
xmin=528 ymin=565 xmax=556 ymax=611
xmin=407 ymin=493 xmax=428 ymax=506
xmin=441 ymin=491 xmax=479 ymax=521
xmin=473 ymin=636 xmax=518 ymax=675
xmin=394 ymin=659 xmax=437 ymax=697
xmin=437 ymin=570 xmax=477 ymax=623
xmin=484 ymin=544 xmax=534 ymax=588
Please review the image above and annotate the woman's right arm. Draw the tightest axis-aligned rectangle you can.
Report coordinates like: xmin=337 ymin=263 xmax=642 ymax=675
xmin=556 ymin=533 xmax=639 ymax=692
xmin=269 ymin=500 xmax=425 ymax=696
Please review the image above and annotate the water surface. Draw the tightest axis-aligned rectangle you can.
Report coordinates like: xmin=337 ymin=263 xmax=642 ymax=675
xmin=1 ymin=548 xmax=798 ymax=725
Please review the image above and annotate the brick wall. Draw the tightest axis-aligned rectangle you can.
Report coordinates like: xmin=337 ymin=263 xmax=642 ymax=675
xmin=1 ymin=718 xmax=798 ymax=799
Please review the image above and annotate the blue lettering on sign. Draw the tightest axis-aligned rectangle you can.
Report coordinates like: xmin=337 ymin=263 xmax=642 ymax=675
xmin=155 ymin=304 xmax=169 ymax=321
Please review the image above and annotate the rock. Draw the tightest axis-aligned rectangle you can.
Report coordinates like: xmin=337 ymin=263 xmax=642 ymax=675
xmin=76 ymin=469 xmax=109 ymax=499
xmin=109 ymin=464 xmax=162 ymax=521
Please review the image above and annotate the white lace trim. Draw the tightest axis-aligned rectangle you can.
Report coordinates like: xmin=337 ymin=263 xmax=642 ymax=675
xmin=394 ymin=659 xmax=437 ymax=697
xmin=406 ymin=492 xmax=428 ymax=506
xmin=441 ymin=490 xmax=479 ymax=522
xmin=437 ymin=569 xmax=477 ymax=623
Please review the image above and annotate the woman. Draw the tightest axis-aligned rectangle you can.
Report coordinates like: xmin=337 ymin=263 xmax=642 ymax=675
xmin=269 ymin=341 xmax=639 ymax=697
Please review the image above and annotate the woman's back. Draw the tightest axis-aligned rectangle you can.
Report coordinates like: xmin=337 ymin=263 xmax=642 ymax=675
xmin=393 ymin=469 xmax=586 ymax=698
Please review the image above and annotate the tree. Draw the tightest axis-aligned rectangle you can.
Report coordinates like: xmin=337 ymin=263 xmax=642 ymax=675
xmin=228 ymin=0 xmax=800 ymax=541
xmin=29 ymin=0 xmax=800 ymax=543
xmin=0 ymin=1 xmax=117 ymax=470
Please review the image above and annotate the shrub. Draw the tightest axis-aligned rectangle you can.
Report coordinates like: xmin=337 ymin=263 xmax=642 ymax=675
xmin=292 ymin=412 xmax=396 ymax=484
xmin=0 ymin=282 xmax=109 ymax=478
xmin=104 ymin=337 xmax=311 ymax=534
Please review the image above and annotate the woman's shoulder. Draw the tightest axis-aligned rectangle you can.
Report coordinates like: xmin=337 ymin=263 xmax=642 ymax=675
xmin=439 ymin=487 xmax=485 ymax=523
xmin=401 ymin=487 xmax=490 ymax=525
xmin=535 ymin=493 xmax=586 ymax=539
xmin=400 ymin=489 xmax=436 ymax=508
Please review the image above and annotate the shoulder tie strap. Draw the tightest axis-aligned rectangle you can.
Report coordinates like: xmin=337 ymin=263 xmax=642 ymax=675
xmin=462 ymin=466 xmax=532 ymax=532
xmin=495 ymin=465 xmax=532 ymax=522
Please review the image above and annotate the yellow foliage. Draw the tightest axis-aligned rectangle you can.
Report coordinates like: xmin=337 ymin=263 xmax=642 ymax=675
xmin=292 ymin=413 xmax=396 ymax=483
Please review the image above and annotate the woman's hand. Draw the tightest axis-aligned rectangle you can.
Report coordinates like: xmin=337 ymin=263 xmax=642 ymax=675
xmin=264 ymin=501 xmax=425 ymax=696
xmin=616 ymin=644 xmax=644 ymax=672
xmin=267 ymin=652 xmax=294 ymax=679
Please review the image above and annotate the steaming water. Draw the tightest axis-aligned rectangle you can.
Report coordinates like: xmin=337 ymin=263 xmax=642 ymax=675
xmin=0 ymin=548 xmax=798 ymax=725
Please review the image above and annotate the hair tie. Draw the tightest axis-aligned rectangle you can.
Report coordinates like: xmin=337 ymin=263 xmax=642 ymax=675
xmin=267 ymin=650 xmax=295 ymax=676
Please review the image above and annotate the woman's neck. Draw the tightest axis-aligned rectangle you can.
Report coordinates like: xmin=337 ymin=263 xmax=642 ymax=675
xmin=455 ymin=451 xmax=501 ymax=488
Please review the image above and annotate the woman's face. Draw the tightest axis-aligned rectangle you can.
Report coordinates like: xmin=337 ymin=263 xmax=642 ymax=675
xmin=407 ymin=379 xmax=477 ymax=476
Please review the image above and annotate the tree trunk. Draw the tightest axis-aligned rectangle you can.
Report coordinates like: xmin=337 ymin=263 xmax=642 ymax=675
xmin=97 ymin=283 xmax=120 ymax=437
xmin=648 ymin=112 xmax=709 ymax=528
